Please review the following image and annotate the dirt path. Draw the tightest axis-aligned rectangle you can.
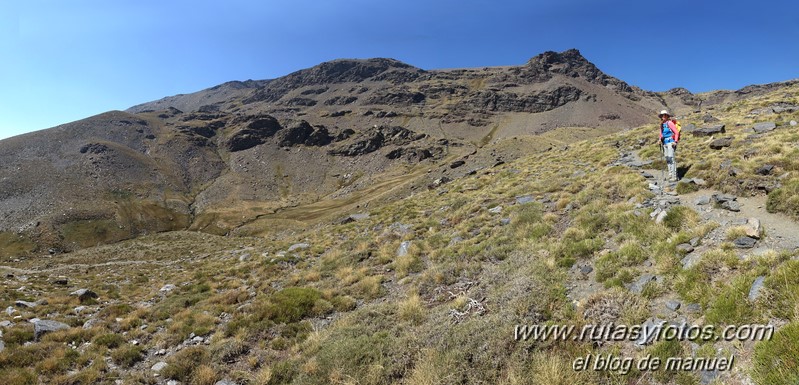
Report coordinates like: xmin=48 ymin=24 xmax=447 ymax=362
xmin=681 ymin=189 xmax=799 ymax=252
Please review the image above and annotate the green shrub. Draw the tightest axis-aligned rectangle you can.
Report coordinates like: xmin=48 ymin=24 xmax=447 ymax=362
xmin=260 ymin=287 xmax=323 ymax=323
xmin=764 ymin=260 xmax=799 ymax=319
xmin=767 ymin=179 xmax=799 ymax=220
xmin=752 ymin=321 xmax=799 ymax=385
xmin=111 ymin=345 xmax=143 ymax=368
xmin=705 ymin=275 xmax=759 ymax=325
xmin=162 ymin=346 xmax=209 ymax=382
xmin=92 ymin=333 xmax=126 ymax=349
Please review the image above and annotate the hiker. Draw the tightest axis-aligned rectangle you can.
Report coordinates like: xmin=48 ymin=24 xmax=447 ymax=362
xmin=658 ymin=109 xmax=680 ymax=181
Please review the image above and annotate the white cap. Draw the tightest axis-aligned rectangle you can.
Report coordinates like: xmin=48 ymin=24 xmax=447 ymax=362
xmin=658 ymin=110 xmax=671 ymax=117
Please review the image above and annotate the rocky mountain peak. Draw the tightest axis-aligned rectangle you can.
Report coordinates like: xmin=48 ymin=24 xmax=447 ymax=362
xmin=281 ymin=57 xmax=423 ymax=85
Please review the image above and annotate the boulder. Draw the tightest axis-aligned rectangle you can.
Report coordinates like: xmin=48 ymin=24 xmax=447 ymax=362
xmin=755 ymin=164 xmax=774 ymax=175
xmin=152 ymin=361 xmax=168 ymax=372
xmin=753 ymin=122 xmax=776 ymax=133
xmin=515 ymin=195 xmax=534 ymax=205
xmin=655 ymin=210 xmax=668 ymax=224
xmin=676 ymin=244 xmax=694 ymax=254
xmin=396 ymin=241 xmax=411 ymax=257
xmin=712 ymin=193 xmax=737 ymax=204
xmin=488 ymin=206 xmax=503 ymax=214
xmin=748 ymin=276 xmax=766 ymax=302
xmin=70 ymin=289 xmax=98 ymax=303
xmin=449 ymin=160 xmax=466 ymax=169
xmin=720 ymin=201 xmax=741 ymax=212
xmin=15 ymin=300 xmax=37 ymax=308
xmin=665 ymin=300 xmax=681 ymax=311
xmin=579 ymin=265 xmax=593 ymax=275
xmin=159 ymin=284 xmax=177 ymax=293
xmin=695 ymin=196 xmax=711 ymax=206
xmin=733 ymin=237 xmax=757 ymax=248
xmin=744 ymin=218 xmax=763 ymax=239
xmin=709 ymin=137 xmax=733 ymax=150
xmin=33 ymin=319 xmax=70 ymax=340
xmin=692 ymin=124 xmax=725 ymax=137
xmin=629 ymin=274 xmax=658 ymax=294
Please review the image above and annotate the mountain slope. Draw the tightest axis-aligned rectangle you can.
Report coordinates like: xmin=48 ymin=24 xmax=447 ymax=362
xmin=1 ymin=49 xmax=795 ymax=256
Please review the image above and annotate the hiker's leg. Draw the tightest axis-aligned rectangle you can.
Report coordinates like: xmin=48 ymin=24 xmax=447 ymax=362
xmin=664 ymin=144 xmax=676 ymax=181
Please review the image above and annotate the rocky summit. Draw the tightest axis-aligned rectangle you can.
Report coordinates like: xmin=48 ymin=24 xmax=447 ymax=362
xmin=1 ymin=49 xmax=799 ymax=385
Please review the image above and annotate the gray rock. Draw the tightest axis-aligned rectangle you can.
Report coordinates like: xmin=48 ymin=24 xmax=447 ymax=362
xmin=51 ymin=277 xmax=68 ymax=285
xmin=720 ymin=201 xmax=741 ymax=212
xmin=0 ymin=340 xmax=4 ymax=353
xmin=681 ymin=253 xmax=701 ymax=269
xmin=676 ymin=244 xmax=694 ymax=254
xmin=515 ymin=195 xmax=534 ymax=205
xmin=580 ymin=265 xmax=593 ymax=274
xmin=33 ymin=319 xmax=70 ymax=340
xmin=712 ymin=193 xmax=737 ymax=204
xmin=448 ymin=236 xmax=463 ymax=246
xmin=348 ymin=213 xmax=370 ymax=221
xmin=488 ymin=206 xmax=503 ymax=214
xmin=755 ymin=164 xmax=774 ymax=175
xmin=152 ymin=361 xmax=168 ymax=372
xmin=744 ymin=218 xmax=763 ymax=239
xmin=500 ymin=218 xmax=511 ymax=226
xmin=655 ymin=210 xmax=668 ymax=224
xmin=689 ymin=237 xmax=701 ymax=247
xmin=82 ymin=318 xmax=102 ymax=330
xmin=238 ymin=253 xmax=250 ymax=262
xmin=215 ymin=380 xmax=238 ymax=385
xmin=629 ymin=274 xmax=658 ymax=294
xmin=695 ymin=196 xmax=711 ymax=206
xmin=635 ymin=318 xmax=666 ymax=346
xmin=685 ymin=178 xmax=707 ymax=186
xmin=791 ymin=120 xmax=797 ymax=126
xmin=748 ymin=276 xmax=766 ymax=302
xmin=70 ymin=289 xmax=98 ymax=303
xmin=396 ymin=241 xmax=411 ymax=257
xmin=159 ymin=284 xmax=177 ymax=293
xmin=0 ymin=320 xmax=12 ymax=327
xmin=666 ymin=300 xmax=681 ymax=311
xmin=692 ymin=124 xmax=725 ymax=137
xmin=753 ymin=122 xmax=776 ymax=133
xmin=685 ymin=303 xmax=702 ymax=313
xmin=15 ymin=300 xmax=37 ymax=308
xmin=167 ymin=381 xmax=180 ymax=385
xmin=5 ymin=306 xmax=14 ymax=316
xmin=709 ymin=137 xmax=733 ymax=149
xmin=734 ymin=237 xmax=757 ymax=248
xmin=287 ymin=243 xmax=310 ymax=252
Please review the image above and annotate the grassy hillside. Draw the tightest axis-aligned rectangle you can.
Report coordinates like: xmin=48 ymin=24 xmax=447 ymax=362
xmin=1 ymin=85 xmax=798 ymax=384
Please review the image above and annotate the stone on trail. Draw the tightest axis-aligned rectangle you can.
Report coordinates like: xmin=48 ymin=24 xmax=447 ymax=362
xmin=695 ymin=196 xmax=711 ymax=206
xmin=744 ymin=217 xmax=763 ymax=239
xmin=665 ymin=300 xmax=681 ymax=311
xmin=733 ymin=237 xmax=757 ymax=249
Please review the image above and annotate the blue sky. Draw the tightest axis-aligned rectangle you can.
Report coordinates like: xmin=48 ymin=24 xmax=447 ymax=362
xmin=1 ymin=0 xmax=797 ymax=140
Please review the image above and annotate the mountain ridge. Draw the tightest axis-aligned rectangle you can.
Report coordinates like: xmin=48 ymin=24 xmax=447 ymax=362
xmin=2 ymin=48 xmax=797 ymax=255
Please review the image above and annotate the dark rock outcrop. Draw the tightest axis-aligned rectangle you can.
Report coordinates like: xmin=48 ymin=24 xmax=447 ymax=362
xmin=225 ymin=115 xmax=283 ymax=152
